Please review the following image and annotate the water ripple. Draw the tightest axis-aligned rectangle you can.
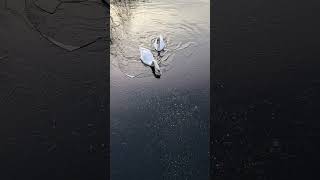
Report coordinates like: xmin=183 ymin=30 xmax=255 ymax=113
xmin=111 ymin=0 xmax=206 ymax=78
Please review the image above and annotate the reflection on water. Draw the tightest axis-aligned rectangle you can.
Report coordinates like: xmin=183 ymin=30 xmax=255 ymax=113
xmin=111 ymin=0 xmax=210 ymax=179
xmin=111 ymin=0 xmax=207 ymax=78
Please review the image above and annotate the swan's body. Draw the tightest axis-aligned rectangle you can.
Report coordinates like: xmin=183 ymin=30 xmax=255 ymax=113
xmin=153 ymin=35 xmax=165 ymax=52
xmin=139 ymin=47 xmax=161 ymax=76
xmin=139 ymin=47 xmax=154 ymax=66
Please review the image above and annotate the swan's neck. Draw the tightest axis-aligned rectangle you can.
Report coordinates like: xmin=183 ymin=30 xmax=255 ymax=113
xmin=156 ymin=38 xmax=161 ymax=50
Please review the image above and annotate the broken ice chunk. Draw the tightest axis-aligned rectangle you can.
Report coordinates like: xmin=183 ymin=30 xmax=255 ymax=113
xmin=34 ymin=0 xmax=61 ymax=14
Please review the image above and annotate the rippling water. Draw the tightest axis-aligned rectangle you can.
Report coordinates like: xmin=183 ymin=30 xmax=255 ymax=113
xmin=111 ymin=0 xmax=209 ymax=77
xmin=111 ymin=0 xmax=210 ymax=179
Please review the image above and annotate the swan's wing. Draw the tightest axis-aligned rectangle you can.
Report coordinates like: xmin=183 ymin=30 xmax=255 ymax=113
xmin=159 ymin=41 xmax=165 ymax=51
xmin=139 ymin=47 xmax=154 ymax=66
xmin=159 ymin=35 xmax=165 ymax=51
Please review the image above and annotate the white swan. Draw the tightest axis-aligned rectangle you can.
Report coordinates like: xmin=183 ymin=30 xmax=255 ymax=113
xmin=153 ymin=34 xmax=165 ymax=52
xmin=139 ymin=47 xmax=161 ymax=76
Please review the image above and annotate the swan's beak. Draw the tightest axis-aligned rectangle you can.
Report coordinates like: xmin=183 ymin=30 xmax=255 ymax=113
xmin=154 ymin=67 xmax=161 ymax=76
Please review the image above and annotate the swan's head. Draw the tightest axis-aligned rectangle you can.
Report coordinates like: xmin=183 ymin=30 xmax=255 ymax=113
xmin=152 ymin=60 xmax=161 ymax=77
xmin=154 ymin=67 xmax=161 ymax=77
